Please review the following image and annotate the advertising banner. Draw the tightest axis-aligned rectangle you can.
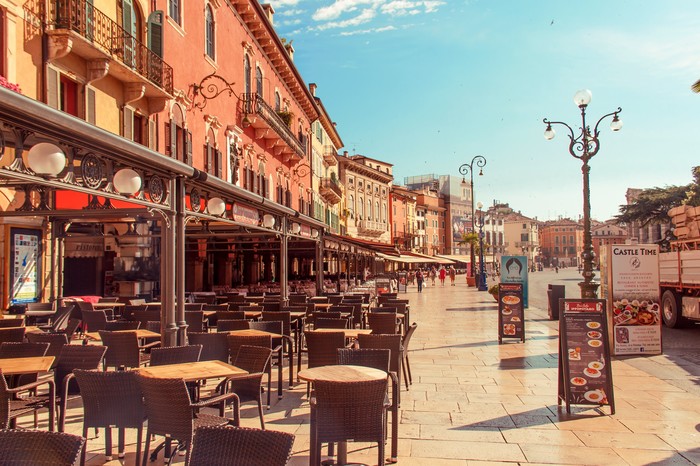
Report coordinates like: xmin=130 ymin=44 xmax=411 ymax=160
xmin=605 ymin=244 xmax=661 ymax=355
xmin=498 ymin=283 xmax=524 ymax=343
xmin=452 ymin=216 xmax=471 ymax=241
xmin=10 ymin=228 xmax=42 ymax=304
xmin=501 ymin=255 xmax=529 ymax=308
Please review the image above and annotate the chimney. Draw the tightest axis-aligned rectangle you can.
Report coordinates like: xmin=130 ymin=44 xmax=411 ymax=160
xmin=284 ymin=42 xmax=294 ymax=61
xmin=309 ymin=83 xmax=317 ymax=96
xmin=343 ymin=151 xmax=349 ymax=157
xmin=262 ymin=4 xmax=275 ymax=24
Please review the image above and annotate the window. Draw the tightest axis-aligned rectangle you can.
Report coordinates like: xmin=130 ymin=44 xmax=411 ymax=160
xmin=204 ymin=129 xmax=222 ymax=177
xmin=255 ymin=66 xmax=263 ymax=97
xmin=367 ymin=200 xmax=372 ymax=220
xmin=349 ymin=195 xmax=354 ymax=216
xmin=359 ymin=198 xmax=364 ymax=219
xmin=569 ymin=235 xmax=574 ymax=244
xmin=169 ymin=0 xmax=181 ymax=24
xmin=520 ymin=233 xmax=528 ymax=242
xmin=244 ymin=55 xmax=251 ymax=95
xmin=205 ymin=5 xmax=215 ymax=59
xmin=165 ymin=104 xmax=190 ymax=164
xmin=123 ymin=107 xmax=156 ymax=149
xmin=274 ymin=91 xmax=281 ymax=111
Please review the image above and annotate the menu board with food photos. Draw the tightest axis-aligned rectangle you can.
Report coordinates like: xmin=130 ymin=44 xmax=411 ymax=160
xmin=558 ymin=299 xmax=615 ymax=415
xmin=498 ymin=283 xmax=524 ymax=343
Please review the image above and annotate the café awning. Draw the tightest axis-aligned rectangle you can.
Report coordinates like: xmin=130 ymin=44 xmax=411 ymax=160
xmin=376 ymin=253 xmax=425 ymax=264
xmin=436 ymin=254 xmax=472 ymax=264
xmin=407 ymin=252 xmax=456 ymax=264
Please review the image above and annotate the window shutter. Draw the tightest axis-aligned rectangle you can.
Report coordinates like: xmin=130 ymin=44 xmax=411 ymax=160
xmin=206 ymin=144 xmax=213 ymax=174
xmin=164 ymin=120 xmax=172 ymax=156
xmin=148 ymin=117 xmax=157 ymax=150
xmin=46 ymin=66 xmax=59 ymax=109
xmin=186 ymin=130 xmax=193 ymax=165
xmin=216 ymin=150 xmax=222 ymax=178
xmin=86 ymin=87 xmax=96 ymax=124
xmin=147 ymin=10 xmax=164 ymax=57
xmin=123 ymin=106 xmax=134 ymax=140
xmin=264 ymin=177 xmax=269 ymax=198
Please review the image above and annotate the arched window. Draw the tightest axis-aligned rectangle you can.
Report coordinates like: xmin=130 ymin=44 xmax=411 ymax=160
xmin=256 ymin=66 xmax=263 ymax=97
xmin=258 ymin=161 xmax=266 ymax=197
xmin=275 ymin=91 xmax=281 ymax=111
xmin=349 ymin=195 xmax=354 ymax=217
xmin=205 ymin=5 xmax=215 ymax=59
xmin=382 ymin=203 xmax=387 ymax=223
xmin=367 ymin=199 xmax=372 ymax=221
xmin=375 ymin=201 xmax=379 ymax=222
xmin=359 ymin=197 xmax=364 ymax=219
xmin=244 ymin=55 xmax=251 ymax=95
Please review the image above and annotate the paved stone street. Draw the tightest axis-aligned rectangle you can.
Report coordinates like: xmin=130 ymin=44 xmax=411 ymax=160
xmin=58 ymin=278 xmax=700 ymax=465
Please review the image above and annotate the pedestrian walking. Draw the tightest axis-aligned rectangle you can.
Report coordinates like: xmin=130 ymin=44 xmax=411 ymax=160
xmin=449 ymin=266 xmax=456 ymax=286
xmin=416 ymin=269 xmax=424 ymax=293
xmin=429 ymin=266 xmax=436 ymax=286
xmin=439 ymin=266 xmax=446 ymax=286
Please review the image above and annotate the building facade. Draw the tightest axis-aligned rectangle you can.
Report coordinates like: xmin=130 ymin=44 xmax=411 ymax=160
xmin=592 ymin=222 xmax=628 ymax=267
xmin=539 ymin=219 xmax=584 ymax=268
xmin=503 ymin=212 xmax=540 ymax=267
xmin=390 ymin=185 xmax=417 ymax=252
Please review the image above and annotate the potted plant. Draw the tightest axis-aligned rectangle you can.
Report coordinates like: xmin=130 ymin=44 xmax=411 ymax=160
xmin=458 ymin=232 xmax=479 ymax=287
xmin=488 ymin=284 xmax=499 ymax=301
xmin=277 ymin=110 xmax=293 ymax=126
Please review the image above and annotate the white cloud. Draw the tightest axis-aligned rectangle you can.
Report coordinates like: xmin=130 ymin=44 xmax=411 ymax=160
xmin=316 ymin=8 xmax=377 ymax=30
xmin=339 ymin=25 xmax=397 ymax=36
xmin=312 ymin=0 xmax=382 ymax=22
xmin=267 ymin=0 xmax=301 ymax=7
xmin=280 ymin=9 xmax=304 ymax=17
xmin=380 ymin=0 xmax=445 ymax=16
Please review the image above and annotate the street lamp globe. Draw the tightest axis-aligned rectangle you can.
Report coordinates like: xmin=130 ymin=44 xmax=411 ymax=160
xmin=573 ymin=89 xmax=592 ymax=107
xmin=543 ymin=124 xmax=556 ymax=140
xmin=610 ymin=114 xmax=623 ymax=131
xmin=477 ymin=201 xmax=483 ymax=210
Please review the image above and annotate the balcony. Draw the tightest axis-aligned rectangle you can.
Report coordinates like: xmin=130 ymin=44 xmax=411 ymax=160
xmin=319 ymin=177 xmax=342 ymax=205
xmin=323 ymin=146 xmax=337 ymax=166
xmin=243 ymin=94 xmax=306 ymax=163
xmin=515 ymin=241 xmax=537 ymax=250
xmin=42 ymin=0 xmax=173 ymax=99
xmin=357 ymin=219 xmax=386 ymax=236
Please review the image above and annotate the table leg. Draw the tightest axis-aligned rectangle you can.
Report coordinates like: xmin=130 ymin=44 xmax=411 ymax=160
xmin=337 ymin=441 xmax=348 ymax=465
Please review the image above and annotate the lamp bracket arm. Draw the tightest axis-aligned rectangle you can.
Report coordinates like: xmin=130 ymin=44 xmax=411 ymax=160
xmin=592 ymin=107 xmax=622 ymax=137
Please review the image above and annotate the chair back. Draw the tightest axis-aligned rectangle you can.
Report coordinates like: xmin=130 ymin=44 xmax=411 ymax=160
xmin=81 ymin=310 xmax=109 ymax=332
xmin=73 ymin=369 xmax=145 ymax=429
xmin=313 ymin=378 xmax=388 ymax=443
xmin=329 ymin=305 xmax=353 ymax=314
xmin=150 ymin=345 xmax=202 ymax=366
xmin=136 ymin=375 xmax=198 ymax=443
xmin=190 ymin=425 xmax=294 ymax=466
xmin=308 ymin=296 xmax=328 ymax=304
xmin=261 ymin=311 xmax=291 ymax=337
xmin=26 ymin=332 xmax=68 ymax=367
xmin=233 ymin=344 xmax=272 ymax=373
xmin=75 ymin=301 xmax=95 ymax=312
xmin=304 ymin=331 xmax=345 ymax=368
xmin=261 ymin=302 xmax=280 ymax=312
xmin=0 ymin=327 xmax=26 ymax=344
xmin=48 ymin=305 xmax=75 ymax=332
xmin=377 ymin=294 xmax=398 ymax=305
xmin=217 ymin=311 xmax=246 ymax=321
xmin=26 ymin=302 xmax=53 ymax=312
xmin=246 ymin=291 xmax=264 ymax=297
xmin=315 ymin=318 xmax=348 ymax=329
xmin=337 ymin=348 xmax=390 ymax=372
xmin=185 ymin=311 xmax=206 ymax=333
xmin=188 ymin=332 xmax=229 ymax=362
xmin=185 ymin=302 xmax=205 ymax=311
xmin=0 ymin=342 xmax=49 ymax=358
xmin=0 ymin=319 xmax=24 ymax=328
xmin=227 ymin=334 xmax=272 ymax=361
xmin=403 ymin=322 xmax=418 ymax=350
xmin=132 ymin=310 xmax=161 ymax=327
xmin=99 ymin=330 xmax=141 ymax=369
xmin=357 ymin=333 xmax=403 ymax=373
xmin=55 ymin=345 xmax=107 ymax=395
xmin=373 ymin=306 xmax=397 ymax=313
xmin=0 ymin=429 xmax=85 ymax=466
xmin=367 ymin=313 xmax=399 ymax=334
xmin=327 ymin=295 xmax=344 ymax=305
xmin=244 ymin=296 xmax=265 ymax=304
xmin=249 ymin=320 xmax=282 ymax=335
xmin=63 ymin=318 xmax=82 ymax=339
xmin=308 ymin=312 xmax=341 ymax=329
xmin=385 ymin=301 xmax=407 ymax=313
xmin=238 ymin=305 xmax=262 ymax=314
xmin=121 ymin=304 xmax=146 ymax=320
xmin=288 ymin=294 xmax=307 ymax=305
xmin=226 ymin=295 xmax=246 ymax=304
xmin=203 ymin=303 xmax=229 ymax=312
xmin=98 ymin=297 xmax=120 ymax=303
xmin=217 ymin=320 xmax=250 ymax=332
xmin=105 ymin=320 xmax=141 ymax=331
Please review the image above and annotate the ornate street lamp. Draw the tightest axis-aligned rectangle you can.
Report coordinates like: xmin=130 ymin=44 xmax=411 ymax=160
xmin=543 ymin=89 xmax=622 ymax=298
xmin=476 ymin=201 xmax=488 ymax=291
xmin=459 ymin=155 xmax=486 ymax=277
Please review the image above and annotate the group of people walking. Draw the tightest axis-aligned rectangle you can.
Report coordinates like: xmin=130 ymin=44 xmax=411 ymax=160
xmin=412 ymin=265 xmax=457 ymax=293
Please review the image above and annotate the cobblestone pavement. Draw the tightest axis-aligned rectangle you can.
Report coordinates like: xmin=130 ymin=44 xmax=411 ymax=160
xmin=51 ymin=279 xmax=700 ymax=464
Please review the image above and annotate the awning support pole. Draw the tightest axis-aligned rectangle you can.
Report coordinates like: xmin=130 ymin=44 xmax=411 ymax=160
xmin=280 ymin=217 xmax=288 ymax=300
xmin=175 ymin=178 xmax=187 ymax=345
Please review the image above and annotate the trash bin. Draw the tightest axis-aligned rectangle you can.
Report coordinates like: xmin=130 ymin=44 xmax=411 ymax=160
xmin=547 ymin=284 xmax=565 ymax=320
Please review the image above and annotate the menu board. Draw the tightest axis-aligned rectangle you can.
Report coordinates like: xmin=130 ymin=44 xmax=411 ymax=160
xmin=498 ymin=283 xmax=524 ymax=343
xmin=558 ymin=299 xmax=615 ymax=415
xmin=10 ymin=228 xmax=42 ymax=304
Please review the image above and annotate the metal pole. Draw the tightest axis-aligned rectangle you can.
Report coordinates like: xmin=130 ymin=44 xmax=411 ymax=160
xmin=280 ymin=217 xmax=288 ymax=299
xmin=175 ymin=178 xmax=187 ymax=344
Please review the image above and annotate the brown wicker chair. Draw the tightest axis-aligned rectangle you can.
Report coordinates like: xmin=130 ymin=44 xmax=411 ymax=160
xmin=402 ymin=323 xmax=418 ymax=387
xmin=327 ymin=295 xmax=344 ymax=305
xmin=149 ymin=345 xmax=202 ymax=366
xmin=261 ymin=310 xmax=298 ymax=382
xmin=310 ymin=378 xmax=389 ymax=466
xmin=224 ymin=345 xmax=272 ymax=429
xmin=315 ymin=318 xmax=348 ymax=329
xmin=25 ymin=302 xmax=54 ymax=326
xmin=0 ymin=327 xmax=26 ymax=345
xmin=185 ymin=311 xmax=207 ymax=333
xmin=248 ymin=321 xmax=288 ymax=394
xmin=216 ymin=310 xmax=246 ymax=321
xmin=0 ymin=318 xmax=24 ymax=328
xmin=0 ymin=341 xmax=49 ymax=359
xmin=99 ymin=330 xmax=160 ymax=370
xmin=81 ymin=310 xmax=113 ymax=331
xmin=0 ymin=429 xmax=85 ymax=465
xmin=357 ymin=333 xmax=404 ymax=406
xmin=26 ymin=332 xmax=68 ymax=369
xmin=226 ymin=334 xmax=274 ymax=407
xmin=189 ymin=425 xmax=294 ymax=466
xmin=0 ymin=368 xmax=55 ymax=431
xmin=217 ymin=319 xmax=250 ymax=332
xmin=137 ymin=374 xmax=240 ymax=466
xmin=307 ymin=311 xmax=341 ymax=330
xmin=185 ymin=302 xmax=205 ymax=310
xmin=288 ymin=293 xmax=307 ymax=305
xmin=367 ymin=312 xmax=399 ymax=335
xmin=104 ymin=320 xmax=141 ymax=331
xmin=188 ymin=332 xmax=229 ymax=363
xmin=73 ymin=369 xmax=146 ymax=464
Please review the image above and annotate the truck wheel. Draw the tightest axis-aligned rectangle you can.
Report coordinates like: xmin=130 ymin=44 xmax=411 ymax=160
xmin=661 ymin=290 xmax=687 ymax=328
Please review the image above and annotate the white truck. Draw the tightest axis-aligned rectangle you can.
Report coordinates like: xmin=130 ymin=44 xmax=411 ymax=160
xmin=659 ymin=239 xmax=700 ymax=327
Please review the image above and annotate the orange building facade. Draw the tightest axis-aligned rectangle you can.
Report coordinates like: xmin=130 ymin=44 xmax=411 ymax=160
xmin=538 ymin=219 xmax=583 ymax=267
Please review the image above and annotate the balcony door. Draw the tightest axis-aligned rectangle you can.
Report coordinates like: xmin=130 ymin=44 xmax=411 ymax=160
xmin=118 ymin=0 xmax=141 ymax=68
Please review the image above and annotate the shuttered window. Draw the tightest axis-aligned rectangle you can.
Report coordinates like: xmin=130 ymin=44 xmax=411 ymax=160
xmin=147 ymin=11 xmax=163 ymax=57
xmin=123 ymin=106 xmax=134 ymax=141
xmin=215 ymin=149 xmax=222 ymax=178
xmin=205 ymin=5 xmax=215 ymax=59
xmin=169 ymin=0 xmax=180 ymax=25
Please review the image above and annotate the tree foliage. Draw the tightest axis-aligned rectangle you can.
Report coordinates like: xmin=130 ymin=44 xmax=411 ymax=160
xmin=615 ymin=185 xmax=690 ymax=227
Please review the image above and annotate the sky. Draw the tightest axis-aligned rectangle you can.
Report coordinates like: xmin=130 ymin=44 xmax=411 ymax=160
xmin=266 ymin=0 xmax=700 ymax=221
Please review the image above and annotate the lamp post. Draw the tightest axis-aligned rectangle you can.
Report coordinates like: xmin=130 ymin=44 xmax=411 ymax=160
xmin=476 ymin=202 xmax=488 ymax=291
xmin=459 ymin=155 xmax=486 ymax=278
xmin=543 ymin=89 xmax=622 ymax=298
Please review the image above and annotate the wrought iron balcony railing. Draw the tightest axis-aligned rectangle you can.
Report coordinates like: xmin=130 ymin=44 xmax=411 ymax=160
xmin=46 ymin=0 xmax=173 ymax=94
xmin=243 ymin=93 xmax=307 ymax=160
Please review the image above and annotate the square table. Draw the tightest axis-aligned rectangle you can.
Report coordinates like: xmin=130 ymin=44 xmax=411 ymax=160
xmin=137 ymin=360 xmax=247 ymax=382
xmin=0 ymin=356 xmax=55 ymax=375
xmin=83 ymin=329 xmax=161 ymax=342
xmin=306 ymin=328 xmax=372 ymax=340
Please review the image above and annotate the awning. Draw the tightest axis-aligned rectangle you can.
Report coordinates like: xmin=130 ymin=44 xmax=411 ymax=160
xmin=436 ymin=254 xmax=472 ymax=264
xmin=408 ymin=252 xmax=456 ymax=264
xmin=377 ymin=253 xmax=425 ymax=264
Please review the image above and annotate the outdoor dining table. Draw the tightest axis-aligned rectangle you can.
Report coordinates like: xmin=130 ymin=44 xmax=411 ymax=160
xmin=83 ymin=329 xmax=161 ymax=342
xmin=0 ymin=356 xmax=55 ymax=375
xmin=306 ymin=328 xmax=372 ymax=340
xmin=298 ymin=365 xmax=391 ymax=465
xmin=137 ymin=360 xmax=247 ymax=382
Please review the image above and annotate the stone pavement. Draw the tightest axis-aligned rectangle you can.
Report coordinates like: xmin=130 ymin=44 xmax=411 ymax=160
xmin=54 ymin=280 xmax=700 ymax=464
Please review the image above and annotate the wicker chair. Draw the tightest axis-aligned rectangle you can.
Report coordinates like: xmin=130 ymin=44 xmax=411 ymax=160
xmin=303 ymin=331 xmax=346 ymax=396
xmin=37 ymin=305 xmax=73 ymax=333
xmin=25 ymin=302 xmax=54 ymax=326
xmin=73 ymin=369 xmax=146 ymax=464
xmin=185 ymin=302 xmax=205 ymax=310
xmin=131 ymin=310 xmax=161 ymax=328
xmin=0 ymin=318 xmax=24 ymax=328
xmin=0 ymin=367 xmax=55 ymax=431
xmin=0 ymin=341 xmax=49 ymax=359
xmin=0 ymin=429 xmax=85 ymax=465
xmin=288 ymin=294 xmax=307 ymax=305
xmin=149 ymin=345 xmax=203 ymax=366
xmin=137 ymin=374 xmax=240 ymax=466
xmin=367 ymin=312 xmax=400 ymax=335
xmin=248 ymin=321 xmax=287 ymax=393
xmin=216 ymin=310 xmax=246 ymax=321
xmin=26 ymin=332 xmax=68 ymax=369
xmin=185 ymin=311 xmax=207 ymax=333
xmin=217 ymin=319 xmax=250 ymax=332
xmin=223 ymin=345 xmax=272 ymax=429
xmin=327 ymin=295 xmax=344 ymax=305
xmin=310 ymin=378 xmax=389 ymax=466
xmin=261 ymin=301 xmax=281 ymax=312
xmin=0 ymin=327 xmax=26 ymax=345
xmin=315 ymin=318 xmax=348 ymax=329
xmin=189 ymin=425 xmax=294 ymax=466
xmin=226 ymin=334 xmax=273 ymax=407
xmin=22 ymin=344 xmax=107 ymax=431
xmin=99 ymin=330 xmax=160 ymax=370
xmin=307 ymin=311 xmax=341 ymax=330
xmin=188 ymin=332 xmax=229 ymax=363
xmin=402 ymin=323 xmax=418 ymax=387
xmin=104 ymin=320 xmax=141 ymax=331
xmin=261 ymin=311 xmax=297 ymax=381
xmin=81 ymin=310 xmax=113 ymax=331
xmin=357 ymin=333 xmax=404 ymax=406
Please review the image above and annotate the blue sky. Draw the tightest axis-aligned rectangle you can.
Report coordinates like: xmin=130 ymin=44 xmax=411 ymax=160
xmin=267 ymin=0 xmax=700 ymax=221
